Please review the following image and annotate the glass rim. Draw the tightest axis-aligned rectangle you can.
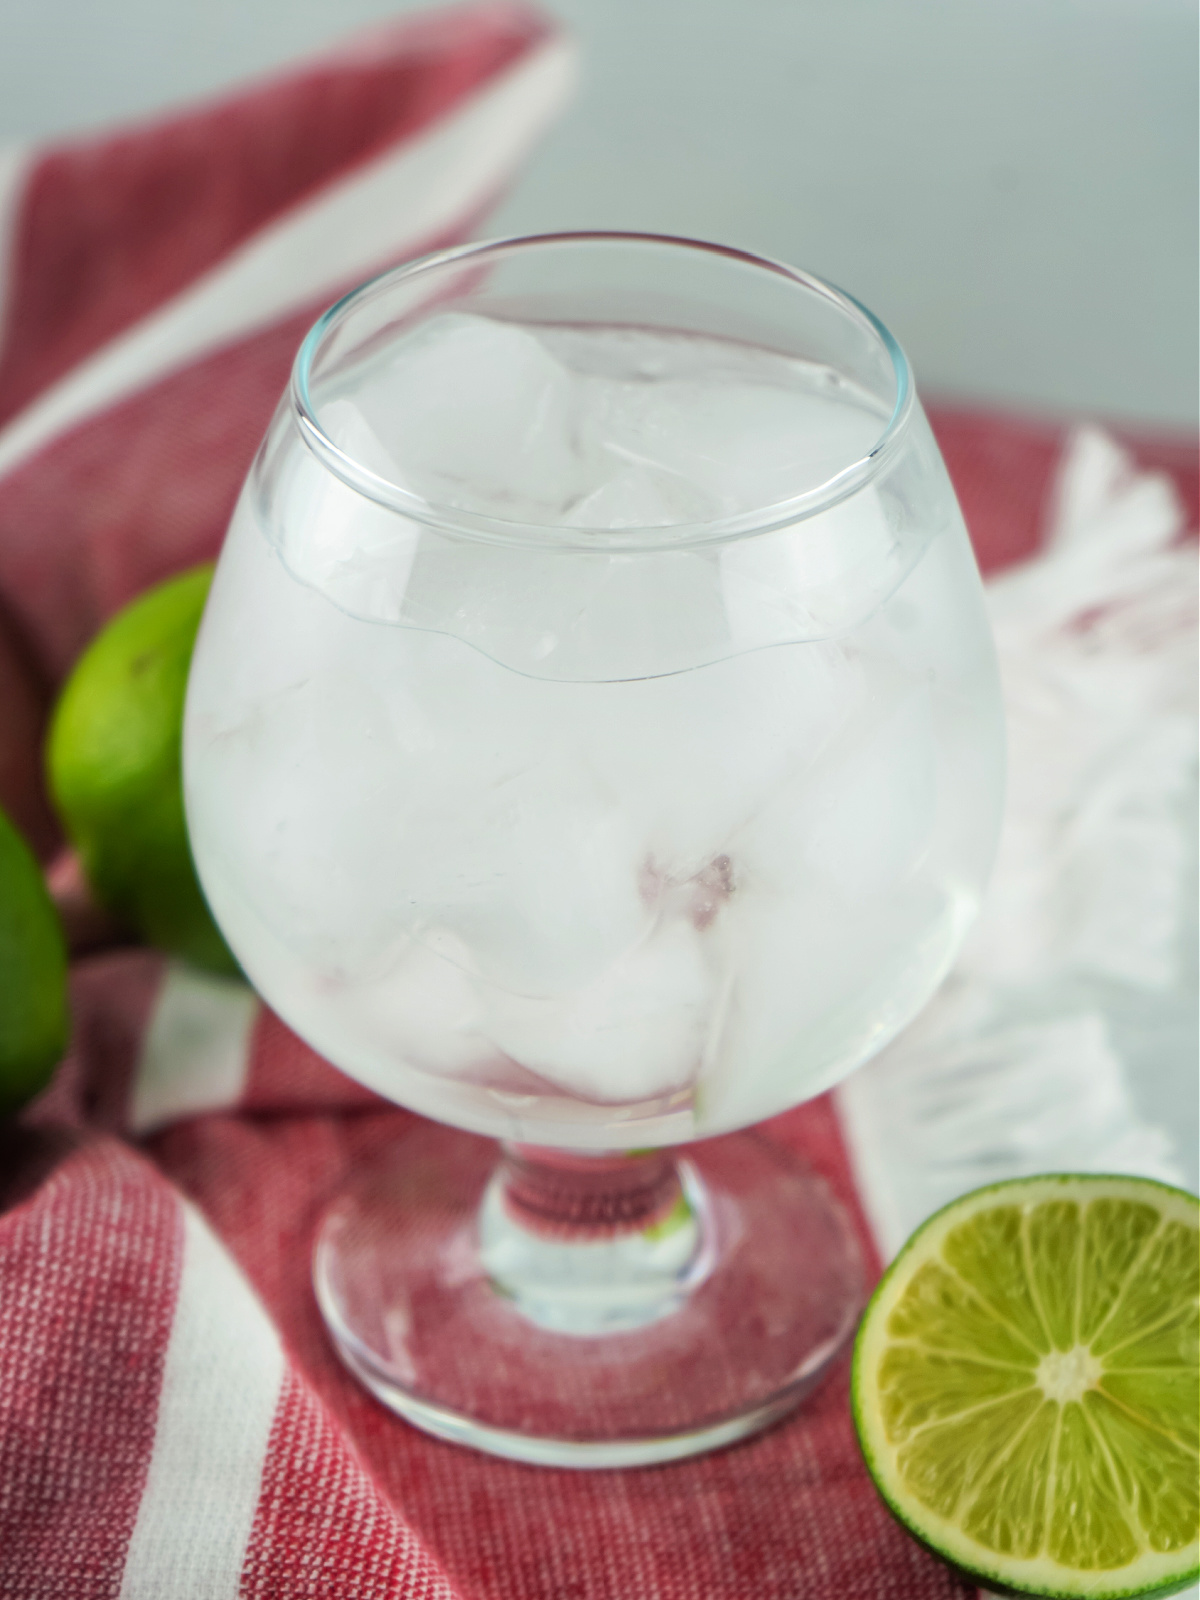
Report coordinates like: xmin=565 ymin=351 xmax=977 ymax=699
xmin=290 ymin=231 xmax=915 ymax=552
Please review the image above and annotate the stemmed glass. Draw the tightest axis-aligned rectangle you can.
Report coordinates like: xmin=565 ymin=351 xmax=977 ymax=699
xmin=183 ymin=234 xmax=1005 ymax=1466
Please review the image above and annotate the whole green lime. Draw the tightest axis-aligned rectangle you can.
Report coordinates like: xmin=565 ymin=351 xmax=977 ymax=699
xmin=47 ymin=564 xmax=236 ymax=974
xmin=0 ymin=804 xmax=70 ymax=1113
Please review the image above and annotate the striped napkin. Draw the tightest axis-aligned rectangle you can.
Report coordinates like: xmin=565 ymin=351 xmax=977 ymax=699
xmin=0 ymin=9 xmax=1195 ymax=1592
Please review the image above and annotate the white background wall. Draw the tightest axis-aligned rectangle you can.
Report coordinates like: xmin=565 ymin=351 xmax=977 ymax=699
xmin=0 ymin=0 xmax=1195 ymax=428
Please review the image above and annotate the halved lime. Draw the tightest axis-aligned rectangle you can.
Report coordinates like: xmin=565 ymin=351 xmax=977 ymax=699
xmin=852 ymin=1174 xmax=1198 ymax=1599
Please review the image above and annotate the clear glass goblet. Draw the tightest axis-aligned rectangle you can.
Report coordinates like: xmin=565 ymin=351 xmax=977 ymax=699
xmin=183 ymin=234 xmax=1005 ymax=1467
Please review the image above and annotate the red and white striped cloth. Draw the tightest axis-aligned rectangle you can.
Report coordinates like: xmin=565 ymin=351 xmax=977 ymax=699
xmin=0 ymin=11 xmax=1196 ymax=1595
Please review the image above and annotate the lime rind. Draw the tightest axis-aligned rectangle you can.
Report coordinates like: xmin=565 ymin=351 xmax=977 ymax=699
xmin=852 ymin=1174 xmax=1200 ymax=1600
xmin=47 ymin=565 xmax=238 ymax=975
xmin=0 ymin=805 xmax=70 ymax=1114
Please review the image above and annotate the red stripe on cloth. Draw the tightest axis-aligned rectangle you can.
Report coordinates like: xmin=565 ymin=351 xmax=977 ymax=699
xmin=152 ymin=1100 xmax=974 ymax=1600
xmin=928 ymin=404 xmax=1199 ymax=574
xmin=927 ymin=406 xmax=1063 ymax=574
xmin=243 ymin=1008 xmax=385 ymax=1117
xmin=0 ymin=1136 xmax=183 ymax=1600
xmin=240 ymin=1367 xmax=462 ymax=1600
xmin=0 ymin=1 xmax=553 ymax=429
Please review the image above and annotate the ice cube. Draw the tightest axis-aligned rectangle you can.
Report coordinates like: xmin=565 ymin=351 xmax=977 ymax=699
xmin=351 ymin=312 xmax=585 ymax=516
xmin=697 ymin=889 xmax=839 ymax=1122
xmin=398 ymin=752 xmax=652 ymax=997
xmin=580 ymin=638 xmax=865 ymax=878
xmin=482 ymin=918 xmax=713 ymax=1103
xmin=592 ymin=376 xmax=881 ymax=516
xmin=796 ymin=686 xmax=937 ymax=900
xmin=347 ymin=931 xmax=491 ymax=1078
xmin=275 ymin=398 xmax=422 ymax=624
xmin=280 ymin=624 xmax=652 ymax=1000
xmin=719 ymin=487 xmax=900 ymax=646
xmin=193 ymin=671 xmax=417 ymax=975
xmin=564 ymin=464 xmax=718 ymax=529
xmin=315 ymin=395 xmax=405 ymax=480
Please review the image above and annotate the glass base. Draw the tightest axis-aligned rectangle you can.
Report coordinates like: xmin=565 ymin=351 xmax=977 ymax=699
xmin=313 ymin=1122 xmax=864 ymax=1468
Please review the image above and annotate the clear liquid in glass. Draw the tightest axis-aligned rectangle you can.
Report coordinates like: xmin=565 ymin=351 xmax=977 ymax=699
xmin=185 ymin=315 xmax=1003 ymax=1149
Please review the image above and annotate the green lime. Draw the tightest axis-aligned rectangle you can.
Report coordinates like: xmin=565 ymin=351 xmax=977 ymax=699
xmin=852 ymin=1174 xmax=1199 ymax=1599
xmin=0 ymin=804 xmax=69 ymax=1113
xmin=46 ymin=565 xmax=236 ymax=975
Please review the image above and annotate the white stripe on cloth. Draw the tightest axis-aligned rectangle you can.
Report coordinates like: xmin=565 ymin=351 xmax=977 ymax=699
xmin=117 ymin=1201 xmax=285 ymax=1600
xmin=130 ymin=963 xmax=259 ymax=1133
xmin=0 ymin=143 xmax=32 ymax=367
xmin=0 ymin=30 xmax=577 ymax=482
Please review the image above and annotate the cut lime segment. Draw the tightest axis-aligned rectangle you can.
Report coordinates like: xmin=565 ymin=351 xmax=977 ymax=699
xmin=852 ymin=1174 xmax=1199 ymax=1599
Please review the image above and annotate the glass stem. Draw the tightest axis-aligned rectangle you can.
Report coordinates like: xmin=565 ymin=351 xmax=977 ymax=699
xmin=479 ymin=1145 xmax=712 ymax=1336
